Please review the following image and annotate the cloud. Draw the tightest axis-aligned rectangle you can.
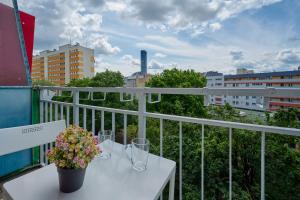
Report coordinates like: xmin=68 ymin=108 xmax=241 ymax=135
xmin=1 ymin=0 xmax=12 ymax=6
xmin=19 ymin=0 xmax=119 ymax=55
xmin=130 ymin=0 xmax=172 ymax=22
xmin=105 ymin=1 xmax=127 ymax=12
xmin=154 ymin=53 xmax=167 ymax=58
xmin=276 ymin=49 xmax=300 ymax=64
xmin=230 ymin=51 xmax=244 ymax=61
xmin=209 ymin=22 xmax=222 ymax=32
xmin=148 ymin=59 xmax=164 ymax=70
xmin=121 ymin=54 xmax=140 ymax=66
xmin=123 ymin=0 xmax=282 ymax=34
xmin=90 ymin=35 xmax=121 ymax=54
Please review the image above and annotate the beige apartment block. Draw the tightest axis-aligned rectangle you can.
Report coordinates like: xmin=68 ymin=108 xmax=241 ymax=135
xmin=31 ymin=43 xmax=95 ymax=85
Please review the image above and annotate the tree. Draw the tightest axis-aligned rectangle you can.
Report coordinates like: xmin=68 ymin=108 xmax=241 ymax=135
xmin=33 ymin=79 xmax=56 ymax=86
xmin=146 ymin=68 xmax=207 ymax=117
xmin=90 ymin=70 xmax=124 ymax=87
xmin=267 ymin=108 xmax=300 ymax=128
xmin=65 ymin=70 xmax=136 ymax=141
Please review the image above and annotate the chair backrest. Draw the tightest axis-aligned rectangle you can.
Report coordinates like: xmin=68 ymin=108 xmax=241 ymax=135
xmin=0 ymin=120 xmax=66 ymax=156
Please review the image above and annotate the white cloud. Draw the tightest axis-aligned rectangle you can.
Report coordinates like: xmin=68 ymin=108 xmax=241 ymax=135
xmin=105 ymin=1 xmax=127 ymax=12
xmin=60 ymin=13 xmax=102 ymax=40
xmin=209 ymin=22 xmax=222 ymax=32
xmin=230 ymin=51 xmax=244 ymax=61
xmin=148 ymin=59 xmax=164 ymax=70
xmin=18 ymin=0 xmax=119 ymax=55
xmin=123 ymin=0 xmax=282 ymax=34
xmin=276 ymin=49 xmax=300 ymax=64
xmin=90 ymin=34 xmax=121 ymax=55
xmin=121 ymin=54 xmax=140 ymax=66
xmin=154 ymin=53 xmax=167 ymax=58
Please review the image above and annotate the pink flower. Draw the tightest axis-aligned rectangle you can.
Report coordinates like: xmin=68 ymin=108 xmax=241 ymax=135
xmin=62 ymin=143 xmax=69 ymax=150
xmin=85 ymin=147 xmax=91 ymax=154
xmin=73 ymin=156 xmax=79 ymax=163
xmin=93 ymin=137 xmax=98 ymax=145
xmin=47 ymin=150 xmax=52 ymax=156
xmin=79 ymin=159 xmax=85 ymax=168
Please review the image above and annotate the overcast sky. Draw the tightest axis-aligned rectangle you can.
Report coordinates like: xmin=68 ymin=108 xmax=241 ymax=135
xmin=8 ymin=0 xmax=300 ymax=75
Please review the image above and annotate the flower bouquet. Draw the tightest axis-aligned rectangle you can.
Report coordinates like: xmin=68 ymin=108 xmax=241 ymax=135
xmin=48 ymin=125 xmax=100 ymax=193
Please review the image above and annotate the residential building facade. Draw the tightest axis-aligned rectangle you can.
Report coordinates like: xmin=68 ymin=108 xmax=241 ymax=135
xmin=205 ymin=69 xmax=300 ymax=111
xmin=31 ymin=43 xmax=95 ymax=85
xmin=125 ymin=73 xmax=152 ymax=87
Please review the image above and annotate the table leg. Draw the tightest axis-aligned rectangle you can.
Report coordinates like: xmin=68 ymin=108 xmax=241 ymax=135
xmin=168 ymin=168 xmax=176 ymax=200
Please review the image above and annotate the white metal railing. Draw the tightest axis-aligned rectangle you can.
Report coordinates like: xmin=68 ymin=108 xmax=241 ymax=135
xmin=38 ymin=86 xmax=300 ymax=200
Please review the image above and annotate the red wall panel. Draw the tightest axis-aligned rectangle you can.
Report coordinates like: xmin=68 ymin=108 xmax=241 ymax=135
xmin=20 ymin=11 xmax=35 ymax=72
xmin=0 ymin=3 xmax=35 ymax=86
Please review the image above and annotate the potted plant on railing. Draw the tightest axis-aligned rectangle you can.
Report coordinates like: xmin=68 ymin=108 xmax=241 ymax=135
xmin=48 ymin=125 xmax=100 ymax=193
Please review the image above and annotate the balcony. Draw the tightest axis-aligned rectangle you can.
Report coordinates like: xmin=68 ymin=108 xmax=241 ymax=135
xmin=1 ymin=86 xmax=300 ymax=200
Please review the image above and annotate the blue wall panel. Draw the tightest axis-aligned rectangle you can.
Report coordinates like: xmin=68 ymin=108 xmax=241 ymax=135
xmin=0 ymin=87 xmax=32 ymax=177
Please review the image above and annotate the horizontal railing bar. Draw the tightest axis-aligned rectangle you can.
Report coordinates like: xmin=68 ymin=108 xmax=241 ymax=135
xmin=0 ymin=86 xmax=32 ymax=89
xmin=77 ymin=104 xmax=139 ymax=116
xmin=41 ymin=100 xmax=73 ymax=107
xmin=41 ymin=99 xmax=299 ymax=136
xmin=145 ymin=112 xmax=300 ymax=136
xmin=37 ymin=86 xmax=300 ymax=98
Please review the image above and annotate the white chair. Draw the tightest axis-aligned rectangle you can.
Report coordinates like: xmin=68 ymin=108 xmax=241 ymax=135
xmin=0 ymin=120 xmax=66 ymax=164
xmin=0 ymin=120 xmax=66 ymax=200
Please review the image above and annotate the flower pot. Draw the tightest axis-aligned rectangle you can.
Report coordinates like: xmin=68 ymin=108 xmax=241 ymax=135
xmin=57 ymin=167 xmax=86 ymax=193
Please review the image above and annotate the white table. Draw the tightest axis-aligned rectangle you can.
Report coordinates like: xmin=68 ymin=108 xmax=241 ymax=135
xmin=3 ymin=141 xmax=176 ymax=200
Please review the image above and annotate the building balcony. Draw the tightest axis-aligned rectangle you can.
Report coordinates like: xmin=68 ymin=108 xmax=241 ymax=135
xmin=1 ymin=86 xmax=300 ymax=200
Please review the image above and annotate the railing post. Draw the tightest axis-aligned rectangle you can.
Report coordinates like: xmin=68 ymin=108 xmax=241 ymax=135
xmin=261 ymin=132 xmax=265 ymax=200
xmin=137 ymin=89 xmax=146 ymax=139
xmin=203 ymin=87 xmax=209 ymax=106
xmin=73 ymin=89 xmax=79 ymax=125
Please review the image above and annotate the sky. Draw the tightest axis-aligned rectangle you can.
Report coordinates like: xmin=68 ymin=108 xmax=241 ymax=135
xmin=3 ymin=0 xmax=300 ymax=76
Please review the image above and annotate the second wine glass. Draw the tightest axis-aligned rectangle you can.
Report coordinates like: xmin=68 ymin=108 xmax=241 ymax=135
xmin=98 ymin=130 xmax=113 ymax=159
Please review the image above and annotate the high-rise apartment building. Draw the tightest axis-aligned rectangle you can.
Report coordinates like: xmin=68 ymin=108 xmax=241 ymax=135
xmin=125 ymin=50 xmax=150 ymax=87
xmin=205 ymin=69 xmax=300 ymax=111
xmin=31 ymin=43 xmax=95 ymax=85
xmin=141 ymin=50 xmax=147 ymax=75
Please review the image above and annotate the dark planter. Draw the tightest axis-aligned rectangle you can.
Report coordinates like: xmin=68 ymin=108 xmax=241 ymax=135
xmin=57 ymin=167 xmax=86 ymax=193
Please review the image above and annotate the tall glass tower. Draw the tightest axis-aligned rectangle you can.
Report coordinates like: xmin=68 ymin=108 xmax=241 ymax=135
xmin=140 ymin=50 xmax=147 ymax=75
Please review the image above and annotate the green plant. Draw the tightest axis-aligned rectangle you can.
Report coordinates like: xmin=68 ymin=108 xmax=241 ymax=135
xmin=48 ymin=126 xmax=100 ymax=169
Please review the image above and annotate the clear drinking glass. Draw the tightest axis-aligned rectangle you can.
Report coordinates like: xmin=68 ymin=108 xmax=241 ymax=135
xmin=98 ymin=130 xmax=113 ymax=159
xmin=129 ymin=138 xmax=150 ymax=172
